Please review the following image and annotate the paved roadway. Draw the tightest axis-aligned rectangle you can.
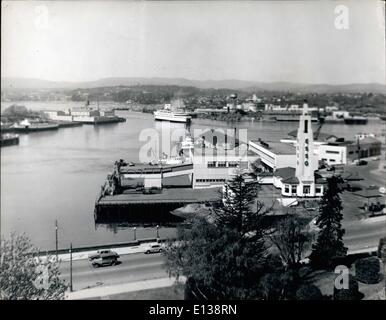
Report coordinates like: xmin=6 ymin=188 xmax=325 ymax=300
xmin=59 ymin=252 xmax=168 ymax=291
xmin=343 ymin=216 xmax=386 ymax=252
xmin=60 ymin=222 xmax=385 ymax=293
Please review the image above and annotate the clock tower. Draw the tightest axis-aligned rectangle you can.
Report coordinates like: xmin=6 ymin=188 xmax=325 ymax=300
xmin=295 ymin=101 xmax=317 ymax=196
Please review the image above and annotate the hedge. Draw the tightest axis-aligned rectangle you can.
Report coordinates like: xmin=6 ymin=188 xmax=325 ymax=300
xmin=355 ymin=256 xmax=382 ymax=284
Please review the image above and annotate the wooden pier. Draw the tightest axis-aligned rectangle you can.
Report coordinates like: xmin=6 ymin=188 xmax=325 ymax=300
xmin=94 ymin=187 xmax=222 ymax=223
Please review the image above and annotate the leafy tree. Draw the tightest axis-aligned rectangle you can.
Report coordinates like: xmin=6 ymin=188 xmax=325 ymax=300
xmin=269 ymin=215 xmax=311 ymax=269
xmin=0 ymin=233 xmax=68 ymax=300
xmin=309 ymin=175 xmax=348 ymax=269
xmin=164 ymin=174 xmax=271 ymax=299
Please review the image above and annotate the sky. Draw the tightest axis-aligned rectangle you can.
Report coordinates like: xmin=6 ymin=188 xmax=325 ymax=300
xmin=1 ymin=0 xmax=385 ymax=84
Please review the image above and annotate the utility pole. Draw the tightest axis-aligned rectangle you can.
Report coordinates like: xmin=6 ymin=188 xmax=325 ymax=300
xmin=133 ymin=227 xmax=137 ymax=241
xmin=156 ymin=225 xmax=159 ymax=239
xmin=69 ymin=243 xmax=73 ymax=292
xmin=55 ymin=220 xmax=58 ymax=259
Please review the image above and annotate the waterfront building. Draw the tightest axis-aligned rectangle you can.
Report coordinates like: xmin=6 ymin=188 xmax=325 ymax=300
xmin=192 ymin=143 xmax=259 ymax=188
xmin=186 ymin=129 xmax=260 ymax=188
xmin=282 ymin=131 xmax=381 ymax=165
xmin=248 ymin=139 xmax=296 ymax=171
xmin=250 ymin=102 xmax=326 ymax=203
xmin=44 ymin=106 xmax=124 ymax=124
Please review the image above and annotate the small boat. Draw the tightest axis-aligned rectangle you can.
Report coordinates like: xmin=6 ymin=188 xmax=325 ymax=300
xmin=0 ymin=133 xmax=19 ymax=147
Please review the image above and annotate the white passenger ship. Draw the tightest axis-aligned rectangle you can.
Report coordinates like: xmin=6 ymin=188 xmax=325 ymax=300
xmin=154 ymin=100 xmax=191 ymax=123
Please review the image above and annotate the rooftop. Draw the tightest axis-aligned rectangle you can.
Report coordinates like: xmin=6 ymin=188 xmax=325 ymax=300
xmin=249 ymin=140 xmax=295 ymax=155
xmin=193 ymin=143 xmax=257 ymax=157
xmin=99 ymin=187 xmax=221 ymax=204
xmin=287 ymin=130 xmax=337 ymax=142
xmin=275 ymin=166 xmax=296 ymax=179
xmin=119 ymin=163 xmax=193 ymax=174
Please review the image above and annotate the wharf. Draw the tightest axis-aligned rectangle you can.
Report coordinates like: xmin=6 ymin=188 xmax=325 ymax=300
xmin=57 ymin=121 xmax=83 ymax=128
xmin=95 ymin=187 xmax=222 ymax=223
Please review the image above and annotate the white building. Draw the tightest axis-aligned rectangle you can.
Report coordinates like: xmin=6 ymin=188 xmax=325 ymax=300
xmin=188 ymin=130 xmax=260 ymax=188
xmin=248 ymin=139 xmax=296 ymax=170
xmin=252 ymin=102 xmax=326 ymax=202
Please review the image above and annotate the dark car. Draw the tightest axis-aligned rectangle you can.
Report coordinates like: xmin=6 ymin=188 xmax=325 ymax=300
xmin=357 ymin=160 xmax=368 ymax=166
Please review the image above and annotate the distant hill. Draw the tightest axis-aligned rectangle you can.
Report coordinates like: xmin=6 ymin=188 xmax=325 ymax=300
xmin=1 ymin=77 xmax=385 ymax=94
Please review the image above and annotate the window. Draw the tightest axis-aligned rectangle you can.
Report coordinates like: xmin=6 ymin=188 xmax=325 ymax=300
xmin=329 ymin=159 xmax=336 ymax=162
xmin=207 ymin=161 xmax=216 ymax=168
xmin=304 ymin=120 xmax=308 ymax=133
xmin=217 ymin=161 xmax=226 ymax=168
xmin=349 ymin=151 xmax=354 ymax=155
xmin=291 ymin=185 xmax=297 ymax=194
xmin=326 ymin=150 xmax=340 ymax=154
xmin=284 ymin=185 xmax=290 ymax=193
xmin=316 ymin=186 xmax=322 ymax=194
xmin=303 ymin=185 xmax=310 ymax=194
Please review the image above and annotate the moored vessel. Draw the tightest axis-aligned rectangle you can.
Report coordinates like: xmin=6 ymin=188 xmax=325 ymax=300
xmin=0 ymin=133 xmax=19 ymax=147
xmin=12 ymin=119 xmax=59 ymax=132
xmin=154 ymin=100 xmax=191 ymax=123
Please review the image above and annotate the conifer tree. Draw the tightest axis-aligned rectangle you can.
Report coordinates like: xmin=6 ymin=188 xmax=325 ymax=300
xmin=309 ymin=175 xmax=348 ymax=268
xmin=164 ymin=174 xmax=271 ymax=299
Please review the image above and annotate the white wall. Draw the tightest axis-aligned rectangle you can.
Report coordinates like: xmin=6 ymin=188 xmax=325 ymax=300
xmin=317 ymin=145 xmax=347 ymax=165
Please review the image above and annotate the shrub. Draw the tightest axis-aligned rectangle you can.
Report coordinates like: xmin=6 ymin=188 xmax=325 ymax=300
xmin=295 ymin=285 xmax=323 ymax=300
xmin=333 ymin=275 xmax=361 ymax=300
xmin=378 ymin=237 xmax=386 ymax=262
xmin=355 ymin=257 xmax=381 ymax=284
xmin=258 ymin=273 xmax=283 ymax=300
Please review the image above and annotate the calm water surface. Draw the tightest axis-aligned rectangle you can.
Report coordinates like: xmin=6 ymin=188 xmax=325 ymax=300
xmin=1 ymin=101 xmax=385 ymax=250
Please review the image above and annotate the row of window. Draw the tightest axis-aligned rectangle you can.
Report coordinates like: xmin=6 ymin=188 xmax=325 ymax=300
xmin=321 ymin=158 xmax=336 ymax=162
xmin=207 ymin=161 xmax=244 ymax=168
xmin=196 ymin=179 xmax=226 ymax=183
xmin=283 ymin=185 xmax=322 ymax=194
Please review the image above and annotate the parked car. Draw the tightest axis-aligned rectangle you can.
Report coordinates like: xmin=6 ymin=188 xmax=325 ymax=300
xmin=91 ymin=252 xmax=119 ymax=268
xmin=144 ymin=244 xmax=163 ymax=254
xmin=88 ymin=250 xmax=119 ymax=261
xmin=356 ymin=160 xmax=368 ymax=166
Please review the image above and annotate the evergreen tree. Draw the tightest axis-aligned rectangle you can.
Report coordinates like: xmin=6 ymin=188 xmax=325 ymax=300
xmin=164 ymin=174 xmax=271 ymax=299
xmin=309 ymin=175 xmax=348 ymax=269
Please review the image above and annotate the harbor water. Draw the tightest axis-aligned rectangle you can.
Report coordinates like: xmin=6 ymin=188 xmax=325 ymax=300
xmin=1 ymin=101 xmax=385 ymax=250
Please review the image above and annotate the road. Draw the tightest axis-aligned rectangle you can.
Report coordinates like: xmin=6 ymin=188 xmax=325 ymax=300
xmin=343 ymin=216 xmax=386 ymax=252
xmin=59 ymin=252 xmax=168 ymax=291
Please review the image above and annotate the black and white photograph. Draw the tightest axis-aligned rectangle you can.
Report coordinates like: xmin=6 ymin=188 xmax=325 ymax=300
xmin=1 ymin=0 xmax=385 ymax=306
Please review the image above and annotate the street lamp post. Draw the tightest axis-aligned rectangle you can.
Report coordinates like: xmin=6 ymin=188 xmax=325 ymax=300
xmin=156 ymin=225 xmax=159 ymax=239
xmin=133 ymin=227 xmax=136 ymax=241
xmin=69 ymin=243 xmax=73 ymax=292
xmin=55 ymin=220 xmax=58 ymax=259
